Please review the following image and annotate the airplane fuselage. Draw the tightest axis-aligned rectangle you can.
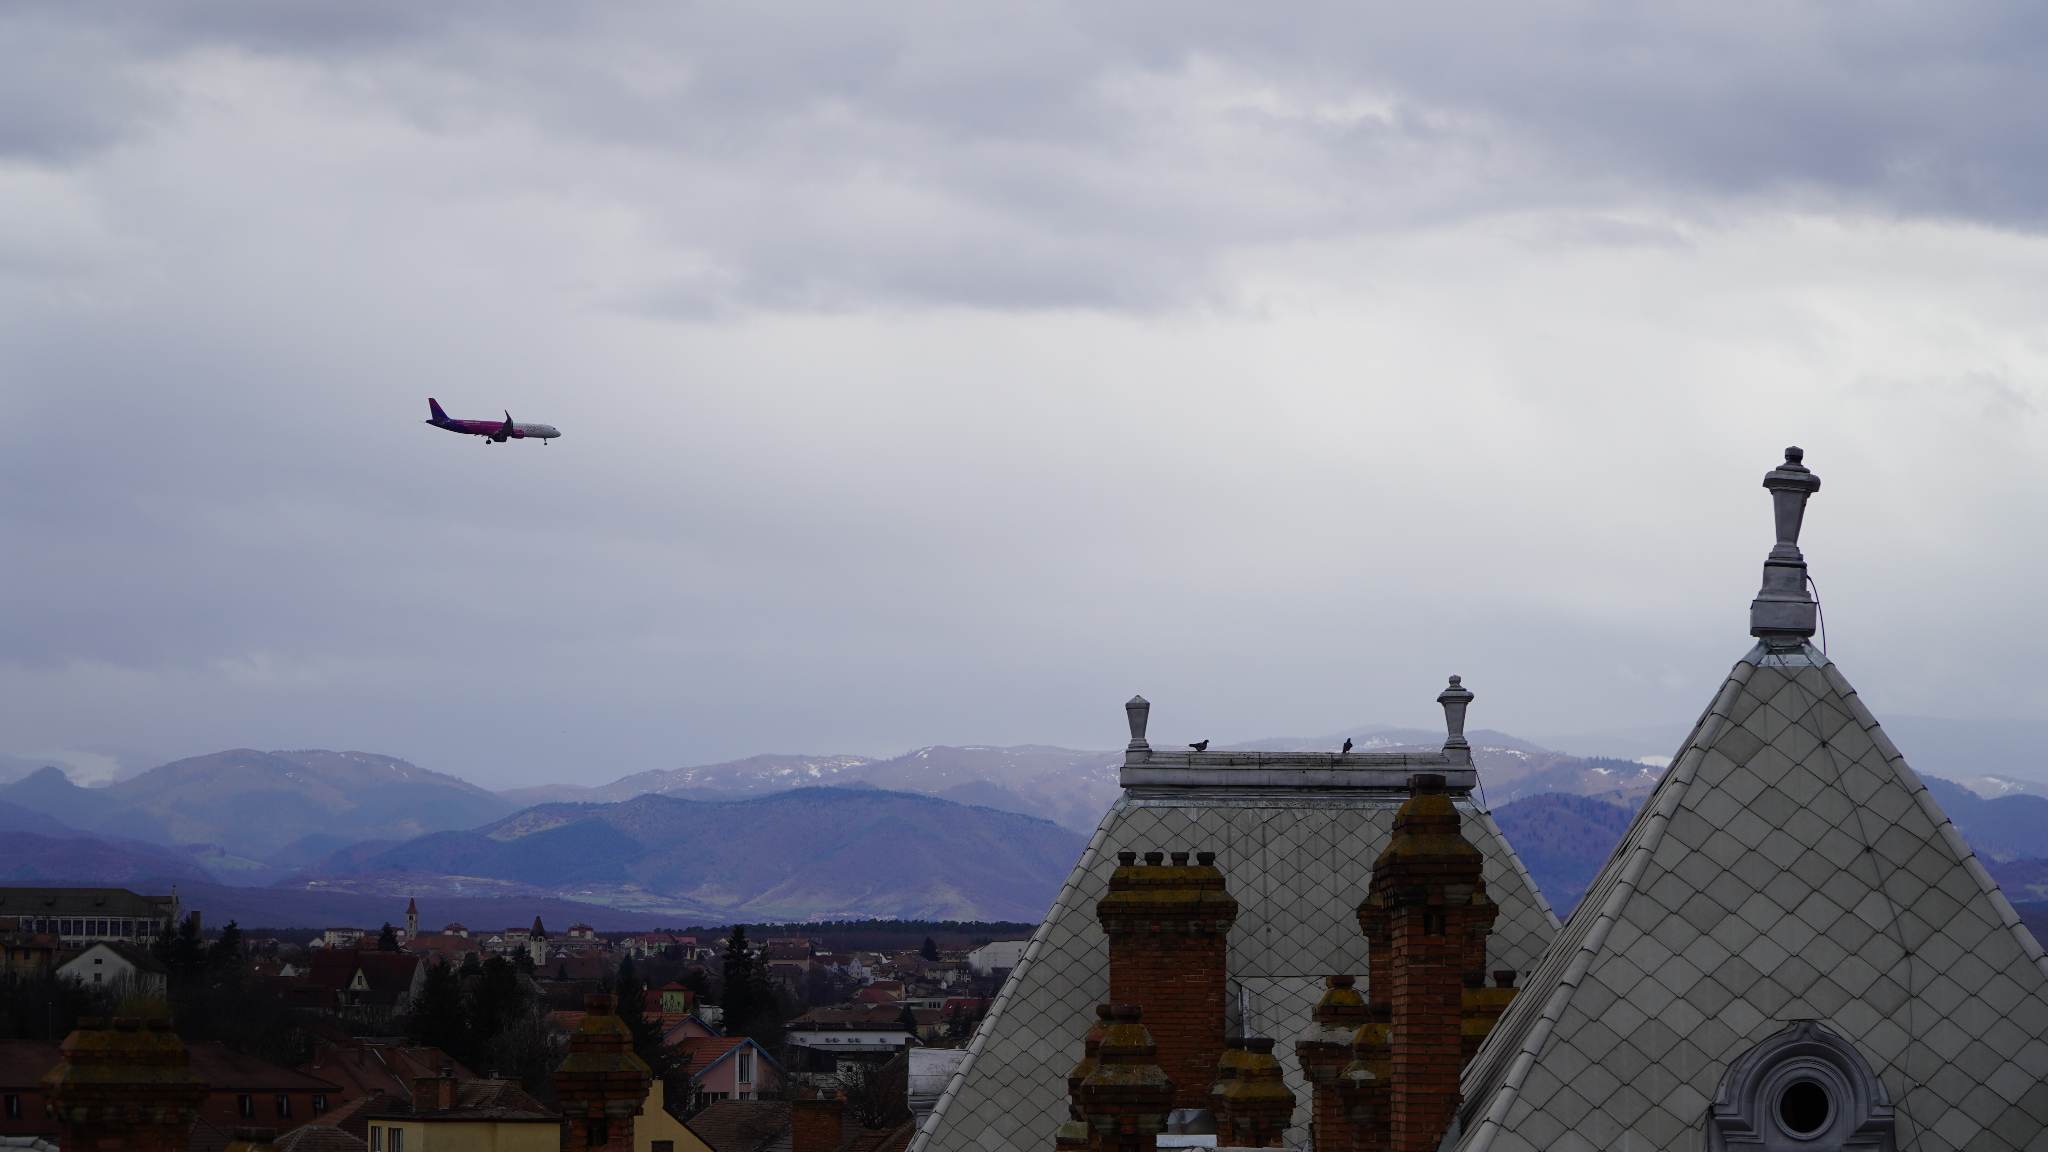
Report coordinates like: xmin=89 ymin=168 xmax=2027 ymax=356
xmin=425 ymin=398 xmax=559 ymax=443
xmin=429 ymin=416 xmax=561 ymax=442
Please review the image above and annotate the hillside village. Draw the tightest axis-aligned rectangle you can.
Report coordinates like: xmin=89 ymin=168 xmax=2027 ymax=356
xmin=1 ymin=888 xmax=1025 ymax=1152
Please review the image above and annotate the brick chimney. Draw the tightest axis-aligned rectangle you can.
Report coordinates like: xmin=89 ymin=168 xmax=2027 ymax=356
xmin=42 ymin=1017 xmax=208 ymax=1152
xmin=411 ymin=1063 xmax=457 ymax=1112
xmin=1296 ymin=976 xmax=1369 ymax=1152
xmin=1078 ymin=1005 xmax=1175 ymax=1152
xmin=1368 ymin=774 xmax=1495 ymax=1152
xmin=1462 ymin=971 xmax=1517 ymax=1064
xmin=1058 ymin=1005 xmax=1116 ymax=1152
xmin=553 ymin=993 xmax=652 ymax=1152
xmin=1209 ymin=1037 xmax=1293 ymax=1147
xmin=1095 ymin=848 xmax=1237 ymax=1112
xmin=792 ymin=1088 xmax=847 ymax=1152
xmin=1336 ymin=1016 xmax=1390 ymax=1152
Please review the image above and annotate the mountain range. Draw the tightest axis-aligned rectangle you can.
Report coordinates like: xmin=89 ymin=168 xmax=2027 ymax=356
xmin=306 ymin=787 xmax=1084 ymax=922
xmin=0 ymin=750 xmax=512 ymax=860
xmin=3 ymin=722 xmax=2047 ymax=927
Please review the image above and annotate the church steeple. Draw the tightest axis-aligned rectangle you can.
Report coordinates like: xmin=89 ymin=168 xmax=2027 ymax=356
xmin=406 ymin=896 xmax=419 ymax=940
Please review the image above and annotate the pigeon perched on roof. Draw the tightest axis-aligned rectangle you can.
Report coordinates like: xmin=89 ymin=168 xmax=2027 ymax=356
xmin=1188 ymin=740 xmax=1209 ymax=752
xmin=1342 ymin=738 xmax=1353 ymax=753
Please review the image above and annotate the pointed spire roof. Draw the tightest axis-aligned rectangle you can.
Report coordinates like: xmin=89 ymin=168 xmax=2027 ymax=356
xmin=1455 ymin=451 xmax=2048 ymax=1151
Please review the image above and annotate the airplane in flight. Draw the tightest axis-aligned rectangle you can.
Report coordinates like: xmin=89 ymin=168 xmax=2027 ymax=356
xmin=425 ymin=398 xmax=561 ymax=444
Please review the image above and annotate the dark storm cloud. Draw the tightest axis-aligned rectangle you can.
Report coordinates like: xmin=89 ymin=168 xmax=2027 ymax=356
xmin=15 ymin=3 xmax=2048 ymax=311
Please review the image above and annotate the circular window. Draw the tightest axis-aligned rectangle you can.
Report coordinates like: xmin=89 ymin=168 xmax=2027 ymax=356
xmin=1777 ymin=1079 xmax=1832 ymax=1137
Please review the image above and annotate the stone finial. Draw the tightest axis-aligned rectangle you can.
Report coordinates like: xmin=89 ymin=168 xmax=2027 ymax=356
xmin=1125 ymin=696 xmax=1151 ymax=752
xmin=1437 ymin=676 xmax=1472 ymax=755
xmin=1750 ymin=446 xmax=1822 ymax=646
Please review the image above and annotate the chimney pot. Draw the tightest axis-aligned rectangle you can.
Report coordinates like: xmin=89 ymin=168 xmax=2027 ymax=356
xmin=1409 ymin=773 xmax=1447 ymax=795
xmin=1170 ymin=852 xmax=1190 ymax=866
xmin=1244 ymin=1037 xmax=1275 ymax=1055
xmin=1196 ymin=851 xmax=1216 ymax=866
xmin=1118 ymin=852 xmax=1138 ymax=866
xmin=1493 ymin=970 xmax=1517 ymax=989
xmin=1144 ymin=851 xmax=1165 ymax=866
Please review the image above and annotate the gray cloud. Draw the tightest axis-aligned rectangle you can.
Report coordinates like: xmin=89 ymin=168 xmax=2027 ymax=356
xmin=4 ymin=5 xmax=2048 ymax=787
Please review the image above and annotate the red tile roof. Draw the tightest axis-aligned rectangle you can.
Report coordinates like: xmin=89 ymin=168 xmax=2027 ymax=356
xmin=676 ymin=1035 xmax=747 ymax=1079
xmin=186 ymin=1043 xmax=344 ymax=1094
xmin=0 ymin=1039 xmax=57 ymax=1088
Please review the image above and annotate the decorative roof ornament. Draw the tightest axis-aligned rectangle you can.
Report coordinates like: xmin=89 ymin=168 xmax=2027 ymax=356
xmin=1125 ymin=696 xmax=1151 ymax=753
xmin=1749 ymin=446 xmax=1822 ymax=647
xmin=1437 ymin=676 xmax=1473 ymax=757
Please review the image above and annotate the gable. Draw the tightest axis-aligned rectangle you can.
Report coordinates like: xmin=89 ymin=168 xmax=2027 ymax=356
xmin=1456 ymin=645 xmax=2048 ymax=1151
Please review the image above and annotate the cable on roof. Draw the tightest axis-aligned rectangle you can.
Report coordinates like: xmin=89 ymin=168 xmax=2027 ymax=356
xmin=1806 ymin=574 xmax=1827 ymax=656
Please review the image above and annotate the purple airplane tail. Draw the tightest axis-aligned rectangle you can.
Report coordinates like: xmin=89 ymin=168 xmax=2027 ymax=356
xmin=428 ymin=397 xmax=449 ymax=422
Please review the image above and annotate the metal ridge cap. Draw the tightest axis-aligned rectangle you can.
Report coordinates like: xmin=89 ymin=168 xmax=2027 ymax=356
xmin=1119 ymin=766 xmax=1480 ymax=794
xmin=1123 ymin=749 xmax=1462 ymax=768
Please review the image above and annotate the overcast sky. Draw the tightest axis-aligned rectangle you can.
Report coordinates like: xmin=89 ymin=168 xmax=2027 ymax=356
xmin=6 ymin=3 xmax=2048 ymax=788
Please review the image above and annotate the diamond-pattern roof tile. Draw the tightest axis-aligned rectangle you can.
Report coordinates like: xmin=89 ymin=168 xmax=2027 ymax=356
xmin=1454 ymin=644 xmax=2048 ymax=1151
xmin=913 ymin=780 xmax=1558 ymax=1152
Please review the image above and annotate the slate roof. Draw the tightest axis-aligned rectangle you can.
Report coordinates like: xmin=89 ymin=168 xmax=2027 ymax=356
xmin=912 ymin=707 xmax=1559 ymax=1152
xmin=1453 ymin=641 xmax=2048 ymax=1152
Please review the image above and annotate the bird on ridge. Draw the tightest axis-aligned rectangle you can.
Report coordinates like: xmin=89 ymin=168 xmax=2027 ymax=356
xmin=1342 ymin=738 xmax=1353 ymax=754
xmin=1189 ymin=739 xmax=1210 ymax=752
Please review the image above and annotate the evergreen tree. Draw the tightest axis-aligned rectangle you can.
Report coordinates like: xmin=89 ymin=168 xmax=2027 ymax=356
xmin=720 ymin=926 xmax=754 ymax=1034
xmin=377 ymin=923 xmax=401 ymax=952
xmin=919 ymin=936 xmax=940 ymax=962
xmin=211 ymin=921 xmax=244 ymax=969
xmin=614 ymin=955 xmax=669 ymax=1074
xmin=408 ymin=959 xmax=465 ymax=1055
xmin=898 ymin=1004 xmax=919 ymax=1036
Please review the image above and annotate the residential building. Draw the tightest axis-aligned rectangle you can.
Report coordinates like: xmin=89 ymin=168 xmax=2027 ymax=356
xmin=362 ymin=1075 xmax=557 ymax=1152
xmin=677 ymin=1036 xmax=782 ymax=1107
xmin=655 ymin=982 xmax=697 ymax=1017
xmin=0 ymin=1042 xmax=56 ymax=1140
xmin=318 ymin=928 xmax=366 ymax=951
xmin=0 ymin=887 xmax=180 ymax=946
xmin=0 ymin=925 xmax=58 ymax=978
xmin=962 ymin=942 xmax=1025 ymax=979
xmin=659 ymin=1013 xmax=722 ymax=1050
xmin=784 ymin=1008 xmax=918 ymax=1079
xmin=276 ymin=1125 xmax=369 ymax=1152
xmin=906 ymin=1049 xmax=966 ymax=1128
xmin=300 ymin=950 xmax=425 ymax=1029
xmin=302 ymin=1042 xmax=473 ymax=1105
xmin=55 ymin=941 xmax=167 ymax=997
xmin=188 ymin=1043 xmax=347 ymax=1135
xmin=686 ymin=1101 xmax=792 ymax=1152
xmin=638 ymin=1080 xmax=715 ymax=1152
